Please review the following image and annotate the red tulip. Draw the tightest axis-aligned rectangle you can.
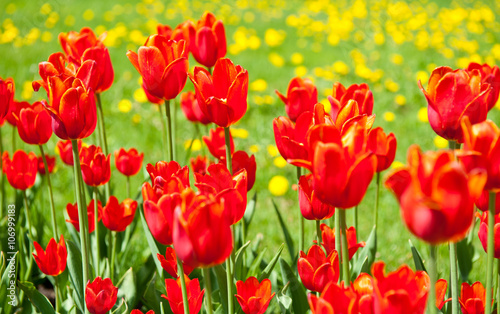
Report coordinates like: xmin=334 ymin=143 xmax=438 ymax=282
xmin=298 ymin=174 xmax=335 ymax=221
xmin=157 ymin=21 xmax=194 ymax=48
xmin=475 ymin=191 xmax=500 ymax=214
xmin=386 ymin=145 xmax=486 ymax=244
xmin=114 ymin=148 xmax=144 ymax=177
xmin=131 ymin=310 xmax=154 ymax=314
xmin=163 ymin=275 xmax=205 ymax=314
xmin=319 ymin=223 xmax=365 ymax=260
xmin=466 ymin=62 xmax=500 ymax=110
xmin=329 ymin=99 xmax=375 ymax=133
xmin=15 ymin=101 xmax=53 ymax=145
xmin=297 ymin=245 xmax=339 ymax=292
xmin=0 ymin=77 xmax=15 ymax=124
xmin=478 ymin=211 xmax=500 ymax=258
xmin=101 ymin=196 xmax=137 ymax=232
xmin=146 ymin=161 xmax=190 ymax=196
xmin=235 ymin=277 xmax=276 ymax=314
xmin=194 ymin=163 xmax=247 ymax=225
xmin=180 ymin=91 xmax=210 ymax=124
xmin=229 ymin=150 xmax=256 ymax=191
xmin=37 ymin=154 xmax=56 ymax=175
xmin=127 ymin=35 xmax=188 ymax=100
xmin=157 ymin=247 xmax=194 ymax=278
xmin=66 ymin=200 xmax=102 ymax=233
xmin=276 ymin=77 xmax=317 ymax=122
xmin=2 ymin=150 xmax=38 ymax=190
xmin=56 ymin=139 xmax=82 ymax=166
xmin=190 ymin=155 xmax=211 ymax=176
xmin=419 ymin=66 xmax=492 ymax=142
xmin=367 ymin=127 xmax=397 ymax=172
xmin=308 ymin=281 xmax=358 ymax=314
xmin=6 ymin=100 xmax=29 ymax=126
xmin=32 ymin=235 xmax=67 ymax=276
xmin=203 ymin=127 xmax=234 ymax=160
xmin=173 ymin=189 xmax=233 ymax=268
xmin=85 ymin=277 xmax=118 ymax=314
xmin=436 ymin=279 xmax=449 ymax=310
xmin=329 ymin=82 xmax=373 ymax=119
xmin=190 ymin=58 xmax=249 ymax=127
xmin=143 ymin=84 xmax=164 ymax=105
xmin=189 ymin=11 xmax=226 ymax=68
xmin=32 ymin=52 xmax=75 ymax=93
xmin=80 ymin=145 xmax=111 ymax=186
xmin=458 ymin=281 xmax=489 ymax=314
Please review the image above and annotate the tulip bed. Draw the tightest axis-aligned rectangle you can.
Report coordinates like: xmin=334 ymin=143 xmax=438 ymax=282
xmin=1 ymin=0 xmax=500 ymax=314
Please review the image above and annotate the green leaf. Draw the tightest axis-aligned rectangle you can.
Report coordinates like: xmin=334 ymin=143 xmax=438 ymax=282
xmin=234 ymin=241 xmax=251 ymax=281
xmin=17 ymin=281 xmax=55 ymax=314
xmin=276 ymin=283 xmax=293 ymax=314
xmin=409 ymin=239 xmax=427 ymax=272
xmin=116 ymin=268 xmax=137 ymax=309
xmin=0 ymin=251 xmax=17 ymax=314
xmin=457 ymin=239 xmax=474 ymax=282
xmin=139 ymin=207 xmax=163 ymax=276
xmin=142 ymin=273 xmax=161 ymax=314
xmin=247 ymin=248 xmax=267 ymax=278
xmin=258 ymin=243 xmax=285 ymax=281
xmin=111 ymin=298 xmax=128 ymax=314
xmin=213 ymin=264 xmax=228 ymax=314
xmin=66 ymin=240 xmax=85 ymax=312
xmin=351 ymin=226 xmax=377 ymax=280
xmin=243 ymin=193 xmax=257 ymax=235
xmin=279 ymin=258 xmax=308 ymax=314
xmin=272 ymin=200 xmax=295 ymax=262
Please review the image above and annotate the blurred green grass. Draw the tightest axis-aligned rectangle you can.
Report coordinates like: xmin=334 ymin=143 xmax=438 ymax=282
xmin=1 ymin=0 xmax=500 ymax=283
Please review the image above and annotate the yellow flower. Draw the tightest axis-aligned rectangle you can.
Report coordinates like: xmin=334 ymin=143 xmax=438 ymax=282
xmin=268 ymin=53 xmax=285 ymax=67
xmin=295 ymin=66 xmax=307 ymax=77
xmin=118 ymin=99 xmax=132 ymax=113
xmin=416 ymin=71 xmax=429 ymax=84
xmin=384 ymin=79 xmax=399 ymax=92
xmin=391 ymin=54 xmax=404 ymax=65
xmin=21 ymin=81 xmax=33 ymax=100
xmin=383 ymin=111 xmax=395 ymax=122
xmin=391 ymin=161 xmax=405 ymax=169
xmin=132 ymin=114 xmax=141 ymax=124
xmin=268 ymin=175 xmax=289 ymax=196
xmin=434 ymin=136 xmax=448 ymax=149
xmin=418 ymin=107 xmax=428 ymax=123
xmin=184 ymin=139 xmax=201 ymax=151
xmin=133 ymin=88 xmax=148 ymax=103
xmin=267 ymin=145 xmax=279 ymax=157
xmin=83 ymin=9 xmax=94 ymax=21
xmin=320 ymin=98 xmax=331 ymax=113
xmin=291 ymin=53 xmax=304 ymax=65
xmin=41 ymin=31 xmax=52 ymax=42
xmin=333 ymin=61 xmax=350 ymax=75
xmin=274 ymin=156 xmax=287 ymax=168
xmin=249 ymin=145 xmax=259 ymax=153
xmin=230 ymin=128 xmax=249 ymax=139
xmin=250 ymin=79 xmax=267 ymax=92
xmin=40 ymin=3 xmax=52 ymax=15
xmin=265 ymin=28 xmax=286 ymax=47
xmin=247 ymin=35 xmax=261 ymax=50
xmin=395 ymin=95 xmax=406 ymax=106
xmin=64 ymin=15 xmax=75 ymax=26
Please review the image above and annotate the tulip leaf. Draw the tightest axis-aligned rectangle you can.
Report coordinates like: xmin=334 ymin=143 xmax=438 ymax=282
xmin=272 ymin=200 xmax=295 ymax=262
xmin=259 ymin=243 xmax=285 ymax=281
xmin=409 ymin=239 xmax=427 ymax=272
xmin=234 ymin=241 xmax=251 ymax=281
xmin=243 ymin=193 xmax=257 ymax=234
xmin=457 ymin=239 xmax=474 ymax=282
xmin=279 ymin=257 xmax=308 ymax=314
xmin=0 ymin=251 xmax=17 ymax=314
xmin=351 ymin=226 xmax=377 ymax=280
xmin=111 ymin=298 xmax=128 ymax=314
xmin=139 ymin=207 xmax=163 ymax=276
xmin=116 ymin=267 xmax=137 ymax=309
xmin=142 ymin=272 xmax=162 ymax=313
xmin=213 ymin=264 xmax=228 ymax=314
xmin=247 ymin=248 xmax=267 ymax=278
xmin=66 ymin=240 xmax=84 ymax=312
xmin=17 ymin=281 xmax=55 ymax=314
xmin=276 ymin=283 xmax=293 ymax=314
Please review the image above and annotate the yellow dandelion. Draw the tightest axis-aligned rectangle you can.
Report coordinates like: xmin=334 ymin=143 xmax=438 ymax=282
xmin=64 ymin=15 xmax=75 ymax=27
xmin=248 ymin=35 xmax=261 ymax=50
xmin=250 ymin=79 xmax=267 ymax=92
xmin=418 ymin=107 xmax=428 ymax=122
xmin=268 ymin=175 xmax=289 ymax=196
xmin=133 ymin=88 xmax=148 ymax=103
xmin=333 ymin=61 xmax=350 ymax=75
xmin=268 ymin=53 xmax=285 ymax=67
xmin=416 ymin=71 xmax=429 ymax=84
xmin=249 ymin=145 xmax=259 ymax=153
xmin=40 ymin=3 xmax=52 ymax=15
xmin=118 ymin=99 xmax=132 ymax=113
xmin=291 ymin=52 xmax=304 ymax=65
xmin=391 ymin=161 xmax=405 ymax=169
xmin=265 ymin=28 xmax=286 ymax=47
xmin=267 ymin=145 xmax=279 ymax=157
xmin=184 ymin=139 xmax=202 ymax=151
xmin=434 ymin=136 xmax=448 ymax=149
xmin=83 ymin=9 xmax=94 ymax=21
xmin=230 ymin=128 xmax=249 ymax=139
xmin=274 ymin=156 xmax=287 ymax=168
xmin=41 ymin=31 xmax=52 ymax=42
xmin=21 ymin=81 xmax=33 ymax=100
xmin=295 ymin=66 xmax=307 ymax=77
xmin=383 ymin=111 xmax=395 ymax=122
xmin=395 ymin=95 xmax=406 ymax=106
xmin=391 ymin=54 xmax=404 ymax=65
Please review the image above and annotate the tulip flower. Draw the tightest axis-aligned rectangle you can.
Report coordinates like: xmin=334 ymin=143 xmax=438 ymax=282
xmin=194 ymin=163 xmax=247 ymax=225
xmin=2 ymin=150 xmax=38 ymax=190
xmin=235 ymin=277 xmax=276 ymax=314
xmin=298 ymin=174 xmax=335 ymax=220
xmin=173 ymin=189 xmax=233 ymax=268
xmin=114 ymin=148 xmax=144 ymax=177
xmin=319 ymin=224 xmax=365 ymax=260
xmin=308 ymin=281 xmax=359 ymax=314
xmin=386 ymin=145 xmax=486 ymax=244
xmin=180 ymin=91 xmax=210 ymax=125
xmin=329 ymin=82 xmax=373 ymax=119
xmin=56 ymin=139 xmax=81 ymax=166
xmin=0 ymin=77 xmax=14 ymax=124
xmin=162 ymin=275 xmax=205 ymax=314
xmin=32 ymin=235 xmax=67 ymax=276
xmin=15 ymin=101 xmax=53 ymax=145
xmin=157 ymin=247 xmax=194 ymax=278
xmin=419 ymin=66 xmax=492 ymax=142
xmin=297 ymin=245 xmax=339 ymax=292
xmin=477 ymin=211 xmax=500 ymax=258
xmin=273 ymin=114 xmax=311 ymax=162
xmin=101 ymin=196 xmax=137 ymax=232
xmin=276 ymin=77 xmax=317 ymax=122
xmin=367 ymin=127 xmax=397 ymax=172
xmin=131 ymin=310 xmax=154 ymax=314
xmin=189 ymin=11 xmax=226 ymax=68
xmin=37 ymin=154 xmax=56 ymax=175
xmin=127 ymin=35 xmax=188 ymax=100
xmin=32 ymin=52 xmax=75 ymax=93
xmin=203 ymin=127 xmax=234 ymax=160
xmin=6 ymin=100 xmax=29 ymax=126
xmin=458 ymin=282 xmax=488 ymax=314
xmin=190 ymin=58 xmax=249 ymax=127
xmin=66 ymin=200 xmax=102 ymax=233
xmin=466 ymin=62 xmax=500 ymax=110
xmin=79 ymin=145 xmax=111 ymax=187
xmin=229 ymin=150 xmax=256 ymax=191
xmin=476 ymin=191 xmax=500 ymax=214
xmin=146 ymin=160 xmax=190 ymax=195
xmin=330 ymin=99 xmax=375 ymax=133
xmin=190 ymin=155 xmax=210 ymax=176
xmin=157 ymin=21 xmax=194 ymax=48
xmin=85 ymin=277 xmax=118 ymax=314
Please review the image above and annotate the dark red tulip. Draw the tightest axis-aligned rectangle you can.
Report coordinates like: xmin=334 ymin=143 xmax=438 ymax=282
xmin=308 ymin=281 xmax=358 ymax=314
xmin=298 ymin=245 xmax=339 ymax=292
xmin=458 ymin=281 xmax=489 ymax=314
xmin=163 ymin=275 xmax=205 ymax=314
xmin=157 ymin=247 xmax=194 ymax=278
xmin=66 ymin=200 xmax=102 ymax=233
xmin=367 ymin=127 xmax=397 ymax=172
xmin=80 ymin=145 xmax=111 ymax=187
xmin=475 ymin=191 xmax=500 ymax=214
xmin=101 ymin=196 xmax=137 ymax=232
xmin=180 ymin=91 xmax=210 ymax=125
xmin=15 ymin=101 xmax=53 ymax=145
xmin=6 ymin=100 xmax=29 ymax=126
xmin=143 ymin=84 xmax=164 ymax=105
xmin=37 ymin=154 xmax=56 ymax=175
xmin=85 ymin=277 xmax=118 ymax=314
xmin=229 ymin=150 xmax=256 ymax=191
xmin=466 ymin=62 xmax=500 ymax=110
xmin=189 ymin=11 xmax=226 ymax=68
xmin=56 ymin=139 xmax=82 ymax=166
xmin=0 ymin=77 xmax=14 ymax=124
xmin=114 ymin=148 xmax=144 ymax=177
xmin=276 ymin=77 xmax=317 ymax=122
xmin=190 ymin=58 xmax=249 ymax=127
xmin=203 ymin=127 xmax=234 ymax=160
xmin=320 ymin=224 xmax=365 ymax=260
xmin=127 ymin=35 xmax=188 ymax=100
xmin=329 ymin=82 xmax=373 ymax=119
xmin=298 ymin=174 xmax=335 ymax=221
xmin=33 ymin=235 xmax=67 ymax=277
xmin=2 ymin=150 xmax=38 ymax=190
xmin=235 ymin=276 xmax=276 ymax=314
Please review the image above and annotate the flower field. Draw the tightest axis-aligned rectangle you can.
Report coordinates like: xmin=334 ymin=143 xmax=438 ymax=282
xmin=1 ymin=0 xmax=500 ymax=313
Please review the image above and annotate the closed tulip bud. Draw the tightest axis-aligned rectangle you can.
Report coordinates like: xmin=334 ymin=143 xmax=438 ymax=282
xmin=2 ymin=150 xmax=38 ymax=190
xmin=157 ymin=247 xmax=194 ymax=278
xmin=163 ymin=275 xmax=205 ymax=314
xmin=56 ymin=139 xmax=82 ymax=166
xmin=190 ymin=11 xmax=226 ymax=68
xmin=102 ymin=196 xmax=137 ymax=232
xmin=157 ymin=20 xmax=194 ymax=48
xmin=180 ymin=91 xmax=210 ymax=125
xmin=32 ymin=235 xmax=67 ymax=277
xmin=298 ymin=245 xmax=339 ymax=292
xmin=190 ymin=155 xmax=211 ymax=176
xmin=114 ymin=148 xmax=144 ymax=177
xmin=131 ymin=310 xmax=154 ymax=314
xmin=276 ymin=77 xmax=317 ymax=122
xmin=328 ymin=82 xmax=373 ymax=119
xmin=319 ymin=223 xmax=365 ymax=260
xmin=127 ymin=36 xmax=188 ymax=100
xmin=85 ymin=277 xmax=118 ymax=314
xmin=190 ymin=58 xmax=248 ymax=127
xmin=298 ymin=174 xmax=335 ymax=221
xmin=15 ymin=101 xmax=53 ymax=145
xmin=203 ymin=127 xmax=234 ymax=160
xmin=475 ymin=191 xmax=500 ymax=214
xmin=6 ymin=100 xmax=29 ymax=126
xmin=0 ymin=77 xmax=15 ymax=124
xmin=478 ymin=211 xmax=500 ymax=258
xmin=273 ymin=114 xmax=311 ymax=162
xmin=235 ymin=277 xmax=276 ymax=314
xmin=37 ymin=154 xmax=56 ymax=175
xmin=66 ymin=200 xmax=102 ymax=233
xmin=80 ymin=145 xmax=111 ymax=186
xmin=419 ymin=66 xmax=492 ymax=142
xmin=308 ymin=282 xmax=358 ymax=314
xmin=466 ymin=62 xmax=500 ymax=110
xmin=229 ymin=150 xmax=256 ymax=191
xmin=367 ymin=127 xmax=397 ymax=172
xmin=458 ymin=282 xmax=489 ymax=314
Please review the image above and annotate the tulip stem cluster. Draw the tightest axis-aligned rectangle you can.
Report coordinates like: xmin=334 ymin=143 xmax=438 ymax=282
xmin=339 ymin=210 xmax=350 ymax=285
xmin=177 ymin=256 xmax=191 ymax=314
xmin=93 ymin=187 xmax=101 ymax=277
xmin=335 ymin=209 xmax=342 ymax=282
xmin=39 ymin=144 xmax=58 ymax=239
xmin=374 ymin=172 xmax=380 ymax=227
xmin=296 ymin=166 xmax=305 ymax=253
xmin=0 ymin=127 xmax=4 ymax=217
xmin=165 ymin=100 xmax=174 ymax=161
xmin=110 ymin=231 xmax=117 ymax=282
xmin=428 ymin=245 xmax=437 ymax=314
xmin=486 ymin=192 xmax=496 ymax=314
xmin=159 ymin=104 xmax=169 ymax=160
xmin=96 ymin=94 xmax=111 ymax=199
xmin=315 ymin=220 xmax=321 ymax=243
xmin=449 ymin=242 xmax=459 ymax=314
xmin=224 ymin=126 xmax=235 ymax=314
xmin=202 ymin=268 xmax=214 ymax=314
xmin=23 ymin=190 xmax=34 ymax=242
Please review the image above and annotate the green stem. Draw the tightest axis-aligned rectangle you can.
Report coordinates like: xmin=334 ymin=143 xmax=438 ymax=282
xmin=39 ymin=145 xmax=58 ymax=239
xmin=202 ymin=268 xmax=213 ymax=314
xmin=71 ymin=140 xmax=90 ymax=313
xmin=449 ymin=242 xmax=458 ymax=314
xmin=23 ymin=190 xmax=34 ymax=241
xmin=497 ymin=259 xmax=500 ymax=314
xmin=159 ymin=105 xmax=169 ymax=160
xmin=165 ymin=100 xmax=174 ymax=161
xmin=315 ymin=220 xmax=321 ymax=243
xmin=55 ymin=275 xmax=61 ymax=312
xmin=110 ymin=231 xmax=117 ymax=282
xmin=184 ymin=124 xmax=200 ymax=165
xmin=96 ymin=94 xmax=110 ymax=200
xmin=93 ymin=187 xmax=100 ymax=277
xmin=11 ymin=125 xmax=16 ymax=150
xmin=297 ymin=166 xmax=304 ymax=253
xmin=172 ymin=99 xmax=177 ymax=161
xmin=226 ymin=251 xmax=234 ymax=314
xmin=374 ymin=172 xmax=380 ymax=227
xmin=339 ymin=210 xmax=350 ymax=285
xmin=177 ymin=256 xmax=190 ymax=314
xmin=224 ymin=126 xmax=235 ymax=314
xmin=428 ymin=245 xmax=437 ymax=314
xmin=335 ymin=208 xmax=341 ymax=282
xmin=0 ymin=127 xmax=4 ymax=217
xmin=224 ymin=127 xmax=233 ymax=174
xmin=20 ymin=190 xmax=34 ymax=305
xmin=486 ymin=191 xmax=496 ymax=314
xmin=126 ymin=176 xmax=131 ymax=199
